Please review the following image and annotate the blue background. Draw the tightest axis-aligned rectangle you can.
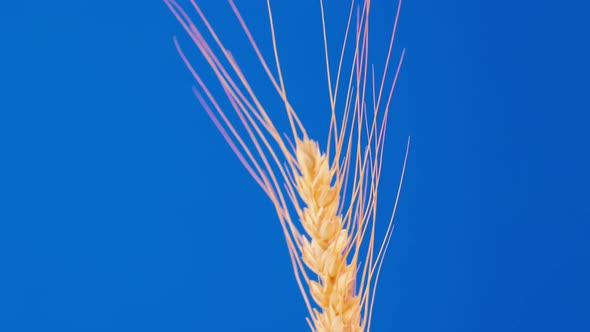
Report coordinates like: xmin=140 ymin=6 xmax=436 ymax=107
xmin=1 ymin=1 xmax=589 ymax=331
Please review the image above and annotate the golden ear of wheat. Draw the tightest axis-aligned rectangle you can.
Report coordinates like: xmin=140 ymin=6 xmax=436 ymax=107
xmin=166 ymin=1 xmax=408 ymax=331
xmin=296 ymin=138 xmax=361 ymax=331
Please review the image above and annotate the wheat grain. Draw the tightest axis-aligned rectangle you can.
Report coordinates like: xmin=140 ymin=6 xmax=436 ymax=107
xmin=165 ymin=1 xmax=409 ymax=331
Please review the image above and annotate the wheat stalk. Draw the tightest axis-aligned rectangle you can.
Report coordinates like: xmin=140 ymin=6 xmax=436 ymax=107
xmin=165 ymin=1 xmax=409 ymax=331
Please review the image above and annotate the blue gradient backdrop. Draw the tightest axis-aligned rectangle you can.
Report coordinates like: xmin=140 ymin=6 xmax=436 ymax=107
xmin=1 ymin=1 xmax=589 ymax=331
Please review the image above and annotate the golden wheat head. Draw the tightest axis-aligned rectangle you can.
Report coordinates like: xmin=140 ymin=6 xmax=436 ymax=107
xmin=166 ymin=1 xmax=409 ymax=331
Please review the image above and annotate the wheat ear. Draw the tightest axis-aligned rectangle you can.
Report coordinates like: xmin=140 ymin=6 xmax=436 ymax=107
xmin=166 ymin=1 xmax=408 ymax=331
xmin=295 ymin=138 xmax=361 ymax=331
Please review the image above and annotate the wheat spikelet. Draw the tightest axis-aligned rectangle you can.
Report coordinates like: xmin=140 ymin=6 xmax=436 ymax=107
xmin=296 ymin=138 xmax=361 ymax=331
xmin=165 ymin=1 xmax=409 ymax=331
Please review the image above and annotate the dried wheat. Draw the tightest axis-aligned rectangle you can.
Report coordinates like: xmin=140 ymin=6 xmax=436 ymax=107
xmin=165 ymin=1 xmax=409 ymax=331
